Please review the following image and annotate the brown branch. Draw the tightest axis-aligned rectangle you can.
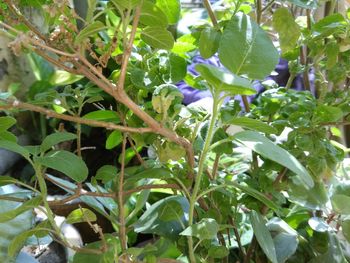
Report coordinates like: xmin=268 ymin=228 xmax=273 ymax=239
xmin=117 ymin=5 xmax=142 ymax=90
xmin=123 ymin=184 xmax=181 ymax=196
xmin=202 ymin=0 xmax=218 ymax=26
xmin=0 ymin=99 xmax=153 ymax=134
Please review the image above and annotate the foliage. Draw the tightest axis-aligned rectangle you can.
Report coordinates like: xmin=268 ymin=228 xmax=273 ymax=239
xmin=0 ymin=0 xmax=350 ymax=262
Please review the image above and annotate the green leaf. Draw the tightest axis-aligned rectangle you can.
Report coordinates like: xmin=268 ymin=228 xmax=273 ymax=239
xmin=140 ymin=1 xmax=168 ymax=27
xmin=40 ymin=132 xmax=77 ymax=152
xmin=195 ymin=64 xmax=256 ymax=95
xmin=0 ymin=196 xmax=42 ymax=223
xmin=169 ymin=53 xmax=187 ymax=83
xmin=208 ymin=246 xmax=229 ymax=258
xmin=75 ymin=21 xmax=107 ymax=44
xmin=0 ymin=131 xmax=17 ymax=142
xmin=234 ymin=131 xmax=314 ymax=188
xmin=134 ymin=196 xmax=189 ymax=240
xmin=8 ymin=227 xmax=48 ymax=258
xmin=158 ymin=200 xmax=183 ymax=222
xmin=228 ymin=117 xmax=277 ymax=134
xmin=37 ymin=150 xmax=88 ymax=183
xmin=95 ymin=165 xmax=118 ymax=183
xmin=126 ymin=190 xmax=150 ymax=222
xmin=82 ymin=110 xmax=120 ymax=123
xmin=49 ymin=70 xmax=83 ymax=86
xmin=331 ymin=194 xmax=350 ymax=215
xmin=106 ymin=130 xmax=123 ymax=150
xmin=0 ymin=140 xmax=30 ymax=161
xmin=227 ymin=181 xmax=280 ymax=214
xmin=250 ymin=211 xmax=278 ymax=263
xmin=141 ymin=27 xmax=174 ymax=50
xmin=273 ymin=8 xmax=300 ymax=56
xmin=156 ymin=0 xmax=180 ymax=24
xmin=0 ymin=116 xmax=16 ymax=131
xmin=180 ymin=218 xmax=219 ymax=240
xmin=313 ymin=105 xmax=343 ymax=123
xmin=219 ymin=13 xmax=279 ymax=79
xmin=130 ymin=167 xmax=173 ymax=181
xmin=86 ymin=0 xmax=98 ymax=23
xmin=267 ymin=218 xmax=299 ymax=263
xmin=111 ymin=0 xmax=140 ymax=9
xmin=199 ymin=28 xmax=221 ymax=59
xmin=341 ymin=219 xmax=350 ymax=243
xmin=66 ymin=208 xmax=97 ymax=224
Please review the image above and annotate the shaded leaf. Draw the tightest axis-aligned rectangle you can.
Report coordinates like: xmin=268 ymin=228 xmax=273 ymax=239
xmin=66 ymin=208 xmax=97 ymax=224
xmin=106 ymin=130 xmax=123 ymax=150
xmin=141 ymin=27 xmax=174 ymax=50
xmin=199 ymin=28 xmax=221 ymax=59
xmin=95 ymin=165 xmax=118 ymax=183
xmin=75 ymin=21 xmax=106 ymax=44
xmin=37 ymin=151 xmax=88 ymax=183
xmin=0 ymin=140 xmax=30 ymax=161
xmin=82 ymin=110 xmax=120 ymax=123
xmin=40 ymin=132 xmax=77 ymax=152
xmin=228 ymin=117 xmax=277 ymax=134
xmin=180 ymin=218 xmax=219 ymax=240
xmin=0 ymin=116 xmax=16 ymax=131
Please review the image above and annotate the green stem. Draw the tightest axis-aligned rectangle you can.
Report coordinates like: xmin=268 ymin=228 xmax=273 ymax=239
xmin=187 ymin=94 xmax=220 ymax=263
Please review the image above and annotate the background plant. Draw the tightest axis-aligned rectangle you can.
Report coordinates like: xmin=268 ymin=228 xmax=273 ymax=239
xmin=0 ymin=0 xmax=349 ymax=262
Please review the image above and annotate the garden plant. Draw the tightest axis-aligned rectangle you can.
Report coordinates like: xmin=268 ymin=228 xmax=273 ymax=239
xmin=0 ymin=0 xmax=350 ymax=262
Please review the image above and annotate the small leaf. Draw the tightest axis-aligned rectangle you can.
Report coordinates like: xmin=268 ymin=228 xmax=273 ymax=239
xmin=82 ymin=110 xmax=120 ymax=123
xmin=40 ymin=132 xmax=77 ymax=152
xmin=0 ymin=131 xmax=17 ymax=142
xmin=49 ymin=70 xmax=83 ymax=86
xmin=219 ymin=13 xmax=279 ymax=79
xmin=0 ymin=116 xmax=16 ymax=131
xmin=37 ymin=150 xmax=88 ymax=183
xmin=250 ymin=211 xmax=278 ymax=263
xmin=228 ymin=117 xmax=277 ymax=134
xmin=199 ymin=28 xmax=221 ymax=59
xmin=66 ymin=208 xmax=97 ymax=224
xmin=0 ymin=196 xmax=42 ymax=223
xmin=341 ymin=219 xmax=350 ymax=243
xmin=126 ymin=190 xmax=150 ymax=222
xmin=158 ymin=200 xmax=183 ymax=222
xmin=141 ymin=27 xmax=174 ymax=50
xmin=195 ymin=64 xmax=256 ymax=95
xmin=180 ymin=218 xmax=219 ymax=240
xmin=106 ymin=130 xmax=123 ymax=150
xmin=234 ymin=131 xmax=314 ymax=188
xmin=313 ymin=105 xmax=343 ymax=123
xmin=95 ymin=165 xmax=118 ymax=183
xmin=75 ymin=21 xmax=106 ymax=44
xmin=140 ymin=1 xmax=168 ymax=27
xmin=331 ymin=194 xmax=350 ymax=215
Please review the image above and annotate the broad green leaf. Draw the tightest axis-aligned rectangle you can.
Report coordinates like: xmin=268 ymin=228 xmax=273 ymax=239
xmin=118 ymin=146 xmax=142 ymax=165
xmin=312 ymin=14 xmax=346 ymax=39
xmin=75 ymin=21 xmax=107 ymax=44
xmin=199 ymin=28 xmax=221 ymax=59
xmin=49 ymin=70 xmax=83 ymax=86
xmin=111 ymin=0 xmax=140 ymax=9
xmin=325 ymin=42 xmax=339 ymax=69
xmin=169 ymin=53 xmax=187 ymax=83
xmin=141 ymin=27 xmax=174 ymax=50
xmin=95 ymin=165 xmax=118 ymax=183
xmin=267 ymin=218 xmax=298 ymax=263
xmin=0 ymin=140 xmax=30 ymax=161
xmin=0 ymin=176 xmax=21 ymax=187
xmin=86 ymin=0 xmax=98 ymax=23
xmin=134 ymin=196 xmax=189 ymax=240
xmin=313 ymin=105 xmax=343 ymax=123
xmin=234 ymin=131 xmax=314 ymax=188
xmin=130 ymin=167 xmax=173 ymax=181
xmin=82 ymin=110 xmax=120 ymax=123
xmin=106 ymin=130 xmax=123 ymax=150
xmin=250 ymin=211 xmax=278 ymax=263
xmin=37 ymin=151 xmax=88 ymax=183
xmin=228 ymin=117 xmax=277 ymax=134
xmin=158 ymin=200 xmax=183 ymax=222
xmin=219 ymin=13 xmax=279 ymax=79
xmin=140 ymin=1 xmax=168 ymax=27
xmin=0 ymin=131 xmax=17 ymax=142
xmin=180 ymin=218 xmax=219 ymax=240
xmin=195 ymin=64 xmax=256 ymax=95
xmin=156 ymin=0 xmax=180 ymax=24
xmin=40 ymin=132 xmax=77 ymax=152
xmin=0 ymin=196 xmax=42 ymax=223
xmin=0 ymin=116 xmax=16 ymax=131
xmin=66 ymin=208 xmax=97 ymax=224
xmin=172 ymin=34 xmax=197 ymax=55
xmin=286 ymin=0 xmax=318 ymax=9
xmin=273 ymin=8 xmax=300 ymax=55
xmin=331 ymin=194 xmax=350 ymax=214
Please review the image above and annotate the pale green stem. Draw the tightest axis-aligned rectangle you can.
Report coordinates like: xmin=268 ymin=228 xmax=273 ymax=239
xmin=187 ymin=94 xmax=220 ymax=263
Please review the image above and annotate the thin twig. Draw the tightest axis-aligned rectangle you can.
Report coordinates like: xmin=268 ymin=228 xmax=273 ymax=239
xmin=202 ymin=0 xmax=218 ymax=26
xmin=123 ymin=184 xmax=181 ymax=196
xmin=0 ymin=99 xmax=153 ymax=134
